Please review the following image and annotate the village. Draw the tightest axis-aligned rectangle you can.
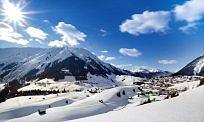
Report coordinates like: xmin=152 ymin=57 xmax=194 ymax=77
xmin=132 ymin=75 xmax=204 ymax=103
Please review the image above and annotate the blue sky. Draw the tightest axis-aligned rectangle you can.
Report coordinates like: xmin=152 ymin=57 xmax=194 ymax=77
xmin=0 ymin=0 xmax=204 ymax=72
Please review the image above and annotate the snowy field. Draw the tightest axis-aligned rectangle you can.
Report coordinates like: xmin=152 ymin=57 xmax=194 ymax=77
xmin=18 ymin=75 xmax=143 ymax=92
xmin=168 ymin=80 xmax=200 ymax=91
xmin=0 ymin=92 xmax=89 ymax=120
xmin=18 ymin=78 xmax=92 ymax=92
xmin=115 ymin=75 xmax=144 ymax=85
xmin=70 ymin=85 xmax=204 ymax=122
xmin=0 ymin=76 xmax=203 ymax=122
xmin=4 ymin=86 xmax=139 ymax=121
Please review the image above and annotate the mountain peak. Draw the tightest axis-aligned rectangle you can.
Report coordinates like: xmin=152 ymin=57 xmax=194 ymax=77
xmin=176 ymin=55 xmax=204 ymax=76
xmin=132 ymin=67 xmax=162 ymax=73
xmin=0 ymin=47 xmax=132 ymax=83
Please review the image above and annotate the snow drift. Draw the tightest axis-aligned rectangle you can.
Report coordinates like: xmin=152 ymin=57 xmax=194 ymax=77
xmin=6 ymin=86 xmax=139 ymax=122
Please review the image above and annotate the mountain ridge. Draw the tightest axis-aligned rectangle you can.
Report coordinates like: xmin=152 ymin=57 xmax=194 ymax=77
xmin=0 ymin=47 xmax=133 ymax=83
xmin=175 ymin=55 xmax=204 ymax=76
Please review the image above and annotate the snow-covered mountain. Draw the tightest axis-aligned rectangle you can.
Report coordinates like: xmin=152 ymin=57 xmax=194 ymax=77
xmin=132 ymin=67 xmax=171 ymax=78
xmin=132 ymin=67 xmax=161 ymax=73
xmin=176 ymin=55 xmax=204 ymax=76
xmin=0 ymin=47 xmax=133 ymax=83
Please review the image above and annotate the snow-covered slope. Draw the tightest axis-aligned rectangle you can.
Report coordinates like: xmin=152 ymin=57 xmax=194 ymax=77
xmin=0 ymin=92 xmax=89 ymax=120
xmin=132 ymin=67 xmax=161 ymax=73
xmin=115 ymin=75 xmax=144 ymax=85
xmin=0 ymin=47 xmax=45 ymax=82
xmin=18 ymin=78 xmax=92 ymax=92
xmin=0 ymin=47 xmax=133 ymax=83
xmin=0 ymin=83 xmax=4 ymax=91
xmin=16 ymin=75 xmax=142 ymax=93
xmin=176 ymin=55 xmax=204 ymax=76
xmin=7 ymin=86 xmax=139 ymax=122
xmin=0 ymin=47 xmax=45 ymax=63
xmin=70 ymin=86 xmax=204 ymax=122
xmin=168 ymin=80 xmax=200 ymax=91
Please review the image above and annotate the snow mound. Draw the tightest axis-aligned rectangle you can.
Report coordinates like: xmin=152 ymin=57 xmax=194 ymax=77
xmin=0 ymin=92 xmax=88 ymax=120
xmin=7 ymin=86 xmax=139 ymax=122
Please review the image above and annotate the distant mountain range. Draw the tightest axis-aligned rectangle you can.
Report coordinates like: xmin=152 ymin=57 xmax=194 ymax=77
xmin=132 ymin=67 xmax=171 ymax=78
xmin=176 ymin=55 xmax=204 ymax=76
xmin=0 ymin=47 xmax=176 ymax=84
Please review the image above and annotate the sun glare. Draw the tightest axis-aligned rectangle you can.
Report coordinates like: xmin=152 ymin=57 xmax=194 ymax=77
xmin=1 ymin=0 xmax=27 ymax=26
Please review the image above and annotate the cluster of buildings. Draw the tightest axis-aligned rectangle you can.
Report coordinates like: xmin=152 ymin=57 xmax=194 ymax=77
xmin=133 ymin=76 xmax=202 ymax=101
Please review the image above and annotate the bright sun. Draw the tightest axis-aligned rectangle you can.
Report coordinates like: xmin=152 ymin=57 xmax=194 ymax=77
xmin=1 ymin=0 xmax=28 ymax=26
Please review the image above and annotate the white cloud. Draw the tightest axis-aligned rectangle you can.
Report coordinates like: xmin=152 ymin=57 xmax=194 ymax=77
xmin=35 ymin=39 xmax=43 ymax=44
xmin=179 ymin=22 xmax=197 ymax=33
xmin=130 ymin=66 xmax=160 ymax=73
xmin=174 ymin=0 xmax=204 ymax=32
xmin=48 ymin=40 xmax=66 ymax=47
xmin=25 ymin=27 xmax=48 ymax=40
xmin=105 ymin=57 xmax=116 ymax=61
xmin=53 ymin=22 xmax=87 ymax=47
xmin=112 ymin=63 xmax=133 ymax=70
xmin=158 ymin=59 xmax=177 ymax=65
xmin=120 ymin=11 xmax=171 ymax=36
xmin=0 ymin=22 xmax=29 ymax=45
xmin=100 ymin=29 xmax=108 ymax=37
xmin=174 ymin=0 xmax=204 ymax=23
xmin=43 ymin=20 xmax=50 ymax=23
xmin=101 ymin=50 xmax=108 ymax=53
xmin=98 ymin=55 xmax=116 ymax=61
xmin=119 ymin=48 xmax=142 ymax=57
xmin=16 ymin=39 xmax=29 ymax=45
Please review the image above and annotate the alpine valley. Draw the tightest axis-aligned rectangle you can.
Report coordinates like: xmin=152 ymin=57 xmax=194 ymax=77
xmin=0 ymin=47 xmax=204 ymax=122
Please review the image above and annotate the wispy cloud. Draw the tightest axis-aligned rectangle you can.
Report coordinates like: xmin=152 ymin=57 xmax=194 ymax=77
xmin=100 ymin=50 xmax=108 ymax=53
xmin=99 ymin=29 xmax=108 ymax=37
xmin=43 ymin=20 xmax=50 ymax=23
xmin=48 ymin=40 xmax=66 ymax=47
xmin=112 ymin=63 xmax=133 ymax=69
xmin=179 ymin=23 xmax=197 ymax=33
xmin=0 ymin=22 xmax=29 ymax=45
xmin=98 ymin=55 xmax=116 ymax=61
xmin=120 ymin=11 xmax=171 ymax=36
xmin=25 ymin=27 xmax=48 ymax=41
xmin=158 ymin=59 xmax=177 ymax=65
xmin=119 ymin=48 xmax=142 ymax=57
